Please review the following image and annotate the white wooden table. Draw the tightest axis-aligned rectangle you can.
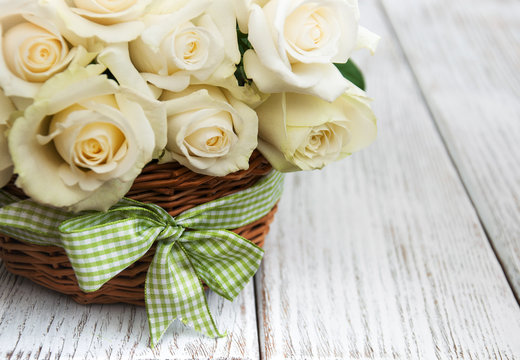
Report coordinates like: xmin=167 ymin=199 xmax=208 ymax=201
xmin=1 ymin=0 xmax=520 ymax=358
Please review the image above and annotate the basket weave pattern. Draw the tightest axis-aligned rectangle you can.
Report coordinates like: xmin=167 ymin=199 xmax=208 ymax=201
xmin=0 ymin=151 xmax=277 ymax=306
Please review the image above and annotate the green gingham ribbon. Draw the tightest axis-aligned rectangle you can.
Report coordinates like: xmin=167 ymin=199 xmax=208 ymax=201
xmin=0 ymin=170 xmax=284 ymax=346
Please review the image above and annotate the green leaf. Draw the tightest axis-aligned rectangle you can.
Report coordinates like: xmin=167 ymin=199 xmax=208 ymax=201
xmin=334 ymin=60 xmax=366 ymax=91
xmin=234 ymin=26 xmax=253 ymax=86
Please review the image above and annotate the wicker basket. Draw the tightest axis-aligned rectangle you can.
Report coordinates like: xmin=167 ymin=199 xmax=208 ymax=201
xmin=0 ymin=151 xmax=277 ymax=306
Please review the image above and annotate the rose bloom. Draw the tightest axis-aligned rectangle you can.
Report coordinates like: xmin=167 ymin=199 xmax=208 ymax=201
xmin=40 ymin=0 xmax=153 ymax=48
xmin=0 ymin=3 xmax=93 ymax=100
xmin=160 ymin=85 xmax=258 ymax=176
xmin=8 ymin=64 xmax=166 ymax=211
xmin=0 ymin=89 xmax=15 ymax=188
xmin=243 ymin=0 xmax=379 ymax=101
xmin=129 ymin=0 xmax=240 ymax=93
xmin=256 ymin=85 xmax=377 ymax=171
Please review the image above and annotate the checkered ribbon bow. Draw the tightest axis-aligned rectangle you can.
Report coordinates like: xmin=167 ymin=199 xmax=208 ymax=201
xmin=0 ymin=171 xmax=284 ymax=346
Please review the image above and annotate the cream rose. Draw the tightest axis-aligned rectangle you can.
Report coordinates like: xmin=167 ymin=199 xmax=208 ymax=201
xmin=256 ymin=85 xmax=377 ymax=171
xmin=40 ymin=0 xmax=152 ymax=48
xmin=243 ymin=0 xmax=378 ymax=101
xmin=0 ymin=88 xmax=15 ymax=188
xmin=8 ymin=64 xmax=166 ymax=211
xmin=160 ymin=85 xmax=258 ymax=176
xmin=0 ymin=4 xmax=93 ymax=99
xmin=129 ymin=0 xmax=240 ymax=93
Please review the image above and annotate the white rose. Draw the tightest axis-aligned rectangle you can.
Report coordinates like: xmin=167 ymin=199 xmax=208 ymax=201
xmin=8 ymin=64 xmax=166 ymax=211
xmin=243 ymin=0 xmax=378 ymax=101
xmin=0 ymin=4 xmax=94 ymax=99
xmin=160 ymin=85 xmax=258 ymax=176
xmin=256 ymin=85 xmax=377 ymax=171
xmin=129 ymin=0 xmax=240 ymax=93
xmin=40 ymin=0 xmax=153 ymax=48
xmin=0 ymin=88 xmax=15 ymax=188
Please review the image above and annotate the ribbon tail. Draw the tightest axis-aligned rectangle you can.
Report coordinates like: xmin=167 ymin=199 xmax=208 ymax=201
xmin=145 ymin=239 xmax=223 ymax=347
xmin=180 ymin=230 xmax=264 ymax=300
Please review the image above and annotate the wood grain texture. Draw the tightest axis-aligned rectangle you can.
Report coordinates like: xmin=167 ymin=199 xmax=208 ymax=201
xmin=379 ymin=0 xmax=520 ymax=297
xmin=255 ymin=0 xmax=520 ymax=358
xmin=0 ymin=264 xmax=259 ymax=359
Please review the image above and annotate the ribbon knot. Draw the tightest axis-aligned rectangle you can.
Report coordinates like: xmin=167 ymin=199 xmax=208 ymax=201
xmin=157 ymin=221 xmax=184 ymax=242
xmin=0 ymin=171 xmax=284 ymax=346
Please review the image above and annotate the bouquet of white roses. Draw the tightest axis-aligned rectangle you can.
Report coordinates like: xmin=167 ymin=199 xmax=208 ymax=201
xmin=0 ymin=0 xmax=379 ymax=345
xmin=0 ymin=0 xmax=379 ymax=211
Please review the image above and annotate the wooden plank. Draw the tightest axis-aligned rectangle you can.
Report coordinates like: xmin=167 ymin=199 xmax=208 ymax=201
xmin=0 ymin=265 xmax=259 ymax=359
xmin=254 ymin=0 xmax=520 ymax=358
xmin=379 ymin=0 xmax=520 ymax=296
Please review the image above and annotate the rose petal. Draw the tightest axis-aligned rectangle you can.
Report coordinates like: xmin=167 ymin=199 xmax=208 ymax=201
xmin=338 ymin=87 xmax=377 ymax=154
xmin=35 ymin=63 xmax=115 ymax=113
xmin=72 ymin=0 xmax=146 ymax=25
xmin=244 ymin=49 xmax=349 ymax=102
xmin=142 ymin=72 xmax=191 ymax=93
xmin=97 ymin=42 xmax=155 ymax=98
xmin=1 ymin=89 xmax=16 ymax=187
xmin=117 ymin=86 xmax=166 ymax=159
xmin=205 ymin=0 xmax=240 ymax=64
xmin=254 ymin=92 xmax=288 ymax=152
xmin=40 ymin=0 xmax=147 ymax=47
xmin=356 ymin=26 xmax=381 ymax=55
xmin=0 ymin=124 xmax=12 ymax=188
xmin=257 ymin=138 xmax=299 ymax=172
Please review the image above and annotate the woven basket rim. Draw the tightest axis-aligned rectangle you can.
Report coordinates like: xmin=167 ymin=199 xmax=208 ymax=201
xmin=0 ymin=152 xmax=278 ymax=305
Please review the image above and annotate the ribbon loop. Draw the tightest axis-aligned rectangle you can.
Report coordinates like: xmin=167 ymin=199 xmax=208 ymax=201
xmin=58 ymin=203 xmax=167 ymax=292
xmin=180 ymin=230 xmax=264 ymax=300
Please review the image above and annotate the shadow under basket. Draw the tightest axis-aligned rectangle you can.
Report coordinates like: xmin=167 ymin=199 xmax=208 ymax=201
xmin=0 ymin=151 xmax=278 ymax=306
